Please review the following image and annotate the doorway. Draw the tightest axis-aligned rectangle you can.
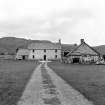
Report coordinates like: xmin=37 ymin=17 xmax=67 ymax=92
xmin=22 ymin=55 xmax=25 ymax=60
xmin=44 ymin=55 xmax=46 ymax=60
xmin=72 ymin=58 xmax=80 ymax=63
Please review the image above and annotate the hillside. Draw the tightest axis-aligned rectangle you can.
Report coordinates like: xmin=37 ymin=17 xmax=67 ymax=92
xmin=0 ymin=37 xmax=28 ymax=54
xmin=94 ymin=45 xmax=105 ymax=55
xmin=0 ymin=37 xmax=105 ymax=55
xmin=0 ymin=37 xmax=52 ymax=54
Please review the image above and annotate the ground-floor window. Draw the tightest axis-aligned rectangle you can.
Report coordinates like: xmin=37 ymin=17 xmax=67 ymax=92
xmin=55 ymin=55 xmax=57 ymax=59
xmin=33 ymin=55 xmax=35 ymax=59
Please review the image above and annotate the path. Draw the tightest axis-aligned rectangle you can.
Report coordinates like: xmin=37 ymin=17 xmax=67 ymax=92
xmin=17 ymin=62 xmax=93 ymax=105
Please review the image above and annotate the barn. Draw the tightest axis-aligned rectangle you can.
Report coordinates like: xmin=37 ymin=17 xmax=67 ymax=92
xmin=66 ymin=39 xmax=101 ymax=64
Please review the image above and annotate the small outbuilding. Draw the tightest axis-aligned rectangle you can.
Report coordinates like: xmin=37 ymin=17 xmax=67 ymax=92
xmin=15 ymin=49 xmax=29 ymax=60
xmin=66 ymin=39 xmax=101 ymax=64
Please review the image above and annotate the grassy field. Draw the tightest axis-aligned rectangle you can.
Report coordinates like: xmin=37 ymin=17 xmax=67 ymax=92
xmin=0 ymin=60 xmax=39 ymax=105
xmin=48 ymin=62 xmax=105 ymax=105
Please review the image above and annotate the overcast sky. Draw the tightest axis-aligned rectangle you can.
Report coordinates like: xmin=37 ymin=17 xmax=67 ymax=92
xmin=0 ymin=0 xmax=105 ymax=46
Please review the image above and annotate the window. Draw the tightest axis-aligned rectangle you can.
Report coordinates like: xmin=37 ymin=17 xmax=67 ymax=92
xmin=33 ymin=49 xmax=35 ymax=52
xmin=33 ymin=55 xmax=35 ymax=59
xmin=44 ymin=49 xmax=46 ymax=52
xmin=55 ymin=55 xmax=57 ymax=59
xmin=55 ymin=49 xmax=57 ymax=53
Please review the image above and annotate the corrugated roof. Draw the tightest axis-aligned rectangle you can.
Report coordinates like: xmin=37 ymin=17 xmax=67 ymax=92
xmin=28 ymin=42 xmax=61 ymax=49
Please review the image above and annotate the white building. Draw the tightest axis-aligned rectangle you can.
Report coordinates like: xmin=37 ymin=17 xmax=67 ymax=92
xmin=15 ymin=49 xmax=29 ymax=60
xmin=28 ymin=41 xmax=61 ymax=60
xmin=16 ymin=40 xmax=62 ymax=61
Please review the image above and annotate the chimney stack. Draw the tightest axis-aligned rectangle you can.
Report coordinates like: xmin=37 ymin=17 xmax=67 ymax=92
xmin=59 ymin=39 xmax=61 ymax=44
xmin=80 ymin=39 xmax=84 ymax=44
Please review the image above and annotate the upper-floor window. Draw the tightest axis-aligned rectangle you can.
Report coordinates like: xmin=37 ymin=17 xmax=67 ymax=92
xmin=44 ymin=49 xmax=46 ymax=52
xmin=33 ymin=49 xmax=35 ymax=52
xmin=55 ymin=49 xmax=57 ymax=53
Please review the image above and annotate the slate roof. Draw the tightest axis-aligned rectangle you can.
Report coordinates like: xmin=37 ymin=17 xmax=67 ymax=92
xmin=67 ymin=41 xmax=100 ymax=56
xmin=17 ymin=49 xmax=29 ymax=55
xmin=28 ymin=42 xmax=61 ymax=50
xmin=61 ymin=44 xmax=77 ymax=52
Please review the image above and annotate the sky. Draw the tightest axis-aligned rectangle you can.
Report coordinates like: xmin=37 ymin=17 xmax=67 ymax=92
xmin=0 ymin=0 xmax=105 ymax=46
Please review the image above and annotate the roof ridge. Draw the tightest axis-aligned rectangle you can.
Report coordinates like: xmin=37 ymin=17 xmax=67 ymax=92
xmin=28 ymin=42 xmax=61 ymax=49
xmin=67 ymin=42 xmax=100 ymax=56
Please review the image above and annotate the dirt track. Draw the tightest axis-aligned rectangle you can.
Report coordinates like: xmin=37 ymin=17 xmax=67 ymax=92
xmin=17 ymin=62 xmax=93 ymax=105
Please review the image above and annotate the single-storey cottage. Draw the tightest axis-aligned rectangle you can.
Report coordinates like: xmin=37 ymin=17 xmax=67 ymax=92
xmin=66 ymin=39 xmax=101 ymax=64
xmin=15 ymin=49 xmax=29 ymax=60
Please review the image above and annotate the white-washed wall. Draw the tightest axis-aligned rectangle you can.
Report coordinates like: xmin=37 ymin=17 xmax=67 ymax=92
xmin=28 ymin=50 xmax=43 ymax=59
xmin=28 ymin=49 xmax=61 ymax=60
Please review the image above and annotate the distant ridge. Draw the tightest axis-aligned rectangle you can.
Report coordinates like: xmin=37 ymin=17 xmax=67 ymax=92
xmin=0 ymin=37 xmax=52 ymax=54
xmin=93 ymin=45 xmax=105 ymax=55
xmin=0 ymin=37 xmax=104 ymax=55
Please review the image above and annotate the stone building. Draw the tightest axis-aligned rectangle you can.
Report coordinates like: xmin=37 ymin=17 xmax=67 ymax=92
xmin=16 ymin=40 xmax=61 ymax=61
xmin=66 ymin=39 xmax=101 ymax=64
xmin=15 ymin=49 xmax=29 ymax=60
xmin=28 ymin=41 xmax=61 ymax=60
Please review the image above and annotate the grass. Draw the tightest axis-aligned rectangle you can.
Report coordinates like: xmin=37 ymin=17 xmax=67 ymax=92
xmin=0 ymin=60 xmax=39 ymax=105
xmin=48 ymin=61 xmax=105 ymax=105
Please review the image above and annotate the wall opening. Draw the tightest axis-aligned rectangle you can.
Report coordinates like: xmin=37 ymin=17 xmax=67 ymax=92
xmin=22 ymin=55 xmax=25 ymax=60
xmin=72 ymin=58 xmax=80 ymax=63
xmin=44 ymin=55 xmax=46 ymax=60
xmin=55 ymin=55 xmax=57 ymax=59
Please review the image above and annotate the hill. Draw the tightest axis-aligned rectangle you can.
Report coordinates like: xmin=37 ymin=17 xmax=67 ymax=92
xmin=93 ymin=45 xmax=105 ymax=55
xmin=0 ymin=37 xmax=51 ymax=54
xmin=0 ymin=37 xmax=105 ymax=55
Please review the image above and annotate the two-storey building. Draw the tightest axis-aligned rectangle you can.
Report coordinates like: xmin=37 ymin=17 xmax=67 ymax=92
xmin=28 ymin=41 xmax=61 ymax=60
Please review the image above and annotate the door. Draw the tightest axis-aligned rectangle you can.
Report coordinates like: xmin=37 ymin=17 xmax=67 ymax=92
xmin=44 ymin=55 xmax=46 ymax=60
xmin=22 ymin=55 xmax=25 ymax=60
xmin=72 ymin=58 xmax=80 ymax=63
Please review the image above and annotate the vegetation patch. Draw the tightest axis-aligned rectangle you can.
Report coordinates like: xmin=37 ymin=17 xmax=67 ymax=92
xmin=48 ymin=61 xmax=105 ymax=105
xmin=0 ymin=60 xmax=38 ymax=105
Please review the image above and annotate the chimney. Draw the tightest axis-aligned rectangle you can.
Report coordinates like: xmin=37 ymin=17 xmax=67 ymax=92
xmin=80 ymin=39 xmax=84 ymax=44
xmin=74 ymin=43 xmax=77 ymax=46
xmin=59 ymin=39 xmax=61 ymax=44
